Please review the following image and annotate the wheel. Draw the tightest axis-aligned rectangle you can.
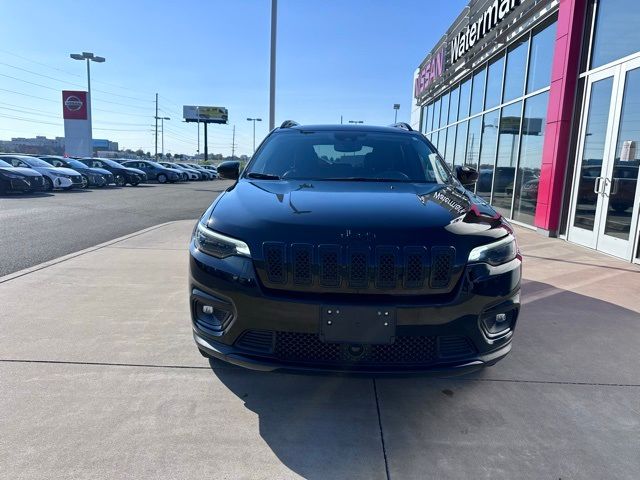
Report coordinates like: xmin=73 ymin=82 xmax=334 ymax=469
xmin=157 ymin=173 xmax=167 ymax=184
xmin=43 ymin=176 xmax=54 ymax=192
xmin=129 ymin=178 xmax=140 ymax=187
xmin=198 ymin=348 xmax=211 ymax=359
xmin=114 ymin=175 xmax=126 ymax=187
xmin=80 ymin=175 xmax=89 ymax=189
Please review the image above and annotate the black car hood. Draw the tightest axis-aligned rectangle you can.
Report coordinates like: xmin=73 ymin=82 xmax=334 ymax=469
xmin=207 ymin=179 xmax=509 ymax=252
xmin=0 ymin=166 xmax=41 ymax=177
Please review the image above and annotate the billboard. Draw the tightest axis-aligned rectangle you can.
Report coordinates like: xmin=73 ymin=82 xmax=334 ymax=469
xmin=183 ymin=106 xmax=228 ymax=124
xmin=62 ymin=91 xmax=88 ymax=120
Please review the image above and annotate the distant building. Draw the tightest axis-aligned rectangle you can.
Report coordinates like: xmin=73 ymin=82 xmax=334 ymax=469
xmin=0 ymin=135 xmax=118 ymax=155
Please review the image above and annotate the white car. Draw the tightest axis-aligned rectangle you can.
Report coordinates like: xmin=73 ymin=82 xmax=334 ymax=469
xmin=0 ymin=155 xmax=84 ymax=191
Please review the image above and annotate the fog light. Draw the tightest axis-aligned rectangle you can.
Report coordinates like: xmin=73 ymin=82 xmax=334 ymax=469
xmin=480 ymin=309 xmax=516 ymax=338
xmin=202 ymin=305 xmax=214 ymax=314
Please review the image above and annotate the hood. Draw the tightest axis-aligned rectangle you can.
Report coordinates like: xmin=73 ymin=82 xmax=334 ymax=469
xmin=207 ymin=179 xmax=509 ymax=254
xmin=0 ymin=166 xmax=41 ymax=177
xmin=49 ymin=167 xmax=80 ymax=176
xmin=90 ymin=167 xmax=112 ymax=176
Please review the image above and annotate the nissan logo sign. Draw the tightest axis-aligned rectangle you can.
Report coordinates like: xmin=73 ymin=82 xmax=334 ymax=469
xmin=64 ymin=95 xmax=83 ymax=111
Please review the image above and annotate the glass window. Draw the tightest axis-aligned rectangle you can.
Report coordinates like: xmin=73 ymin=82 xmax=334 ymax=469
xmin=465 ymin=116 xmax=482 ymax=173
xmin=433 ymin=98 xmax=442 ymax=131
xmin=485 ymin=54 xmax=505 ymax=109
xmin=513 ymin=92 xmax=549 ymax=225
xmin=503 ymin=35 xmax=529 ymax=102
xmin=421 ymin=104 xmax=431 ymax=134
xmin=591 ymin=0 xmax=640 ymax=69
xmin=527 ymin=19 xmax=558 ymax=93
xmin=470 ymin=67 xmax=487 ymax=115
xmin=427 ymin=102 xmax=434 ymax=133
xmin=477 ymin=110 xmax=500 ymax=199
xmin=492 ymin=101 xmax=522 ymax=217
xmin=444 ymin=125 xmax=457 ymax=169
xmin=458 ymin=77 xmax=472 ymax=119
xmin=453 ymin=120 xmax=469 ymax=167
xmin=440 ymin=92 xmax=450 ymax=128
xmin=432 ymin=129 xmax=440 ymax=149
xmin=437 ymin=128 xmax=447 ymax=155
xmin=449 ymin=86 xmax=460 ymax=123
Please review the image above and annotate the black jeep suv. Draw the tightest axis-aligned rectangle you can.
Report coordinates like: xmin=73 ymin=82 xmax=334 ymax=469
xmin=189 ymin=122 xmax=521 ymax=374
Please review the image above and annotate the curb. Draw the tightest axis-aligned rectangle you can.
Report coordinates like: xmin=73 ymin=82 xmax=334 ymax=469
xmin=0 ymin=220 xmax=191 ymax=285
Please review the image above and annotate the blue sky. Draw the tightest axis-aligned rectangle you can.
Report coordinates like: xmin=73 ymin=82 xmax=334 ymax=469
xmin=0 ymin=0 xmax=466 ymax=156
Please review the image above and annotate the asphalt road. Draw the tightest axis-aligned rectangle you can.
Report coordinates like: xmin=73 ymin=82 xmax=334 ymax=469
xmin=0 ymin=180 xmax=233 ymax=277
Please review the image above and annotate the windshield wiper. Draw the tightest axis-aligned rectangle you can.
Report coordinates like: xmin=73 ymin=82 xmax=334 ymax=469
xmin=246 ymin=172 xmax=281 ymax=180
xmin=323 ymin=177 xmax=400 ymax=182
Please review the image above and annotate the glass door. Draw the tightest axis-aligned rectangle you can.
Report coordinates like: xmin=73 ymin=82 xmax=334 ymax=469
xmin=567 ymin=68 xmax=618 ymax=249
xmin=596 ymin=59 xmax=640 ymax=259
xmin=569 ymin=59 xmax=640 ymax=260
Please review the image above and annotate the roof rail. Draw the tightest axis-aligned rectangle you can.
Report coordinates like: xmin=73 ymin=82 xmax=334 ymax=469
xmin=280 ymin=120 xmax=300 ymax=128
xmin=390 ymin=122 xmax=413 ymax=131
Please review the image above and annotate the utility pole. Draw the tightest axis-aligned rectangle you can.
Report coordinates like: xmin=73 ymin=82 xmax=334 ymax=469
xmin=231 ymin=125 xmax=236 ymax=158
xmin=340 ymin=115 xmax=343 ymax=125
xmin=269 ymin=0 xmax=277 ymax=130
xmin=204 ymin=122 xmax=208 ymax=162
xmin=154 ymin=93 xmax=158 ymax=160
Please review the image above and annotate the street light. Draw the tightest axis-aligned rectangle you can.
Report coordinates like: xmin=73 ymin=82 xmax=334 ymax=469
xmin=393 ymin=104 xmax=400 ymax=123
xmin=155 ymin=116 xmax=170 ymax=157
xmin=247 ymin=117 xmax=262 ymax=153
xmin=70 ymin=51 xmax=105 ymax=155
xmin=348 ymin=120 xmax=364 ymax=124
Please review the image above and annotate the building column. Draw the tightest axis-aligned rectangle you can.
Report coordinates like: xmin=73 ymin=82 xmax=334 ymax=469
xmin=534 ymin=0 xmax=589 ymax=235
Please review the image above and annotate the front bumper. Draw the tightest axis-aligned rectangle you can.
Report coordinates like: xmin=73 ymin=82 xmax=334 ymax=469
xmin=189 ymin=242 xmax=521 ymax=374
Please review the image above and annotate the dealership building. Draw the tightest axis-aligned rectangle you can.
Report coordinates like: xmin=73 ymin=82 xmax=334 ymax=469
xmin=410 ymin=0 xmax=640 ymax=263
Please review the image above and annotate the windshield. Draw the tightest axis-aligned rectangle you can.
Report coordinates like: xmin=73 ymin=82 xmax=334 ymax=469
xmin=245 ymin=130 xmax=450 ymax=183
xmin=100 ymin=159 xmax=123 ymax=168
xmin=19 ymin=156 xmax=52 ymax=168
xmin=67 ymin=160 xmax=87 ymax=169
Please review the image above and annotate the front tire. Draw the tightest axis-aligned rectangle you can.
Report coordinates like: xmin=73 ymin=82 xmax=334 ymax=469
xmin=114 ymin=175 xmax=126 ymax=187
xmin=80 ymin=175 xmax=89 ymax=189
xmin=129 ymin=178 xmax=140 ymax=187
xmin=157 ymin=173 xmax=167 ymax=184
xmin=43 ymin=177 xmax=54 ymax=192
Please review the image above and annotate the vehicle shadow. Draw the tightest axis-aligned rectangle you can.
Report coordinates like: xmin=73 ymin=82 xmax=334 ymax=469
xmin=208 ymin=279 xmax=640 ymax=479
xmin=0 ymin=192 xmax=55 ymax=198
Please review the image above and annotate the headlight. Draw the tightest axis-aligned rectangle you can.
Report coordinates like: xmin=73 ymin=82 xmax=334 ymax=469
xmin=468 ymin=235 xmax=518 ymax=266
xmin=53 ymin=172 xmax=70 ymax=178
xmin=194 ymin=222 xmax=251 ymax=259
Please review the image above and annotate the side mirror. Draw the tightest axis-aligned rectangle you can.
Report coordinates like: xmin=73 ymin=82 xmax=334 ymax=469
xmin=217 ymin=161 xmax=240 ymax=180
xmin=455 ymin=165 xmax=479 ymax=186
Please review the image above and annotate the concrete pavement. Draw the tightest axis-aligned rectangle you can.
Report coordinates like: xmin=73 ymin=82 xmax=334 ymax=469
xmin=1 ymin=221 xmax=639 ymax=479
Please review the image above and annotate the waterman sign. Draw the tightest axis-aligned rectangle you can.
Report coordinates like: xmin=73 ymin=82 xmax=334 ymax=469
xmin=451 ymin=0 xmax=522 ymax=64
xmin=414 ymin=46 xmax=444 ymax=99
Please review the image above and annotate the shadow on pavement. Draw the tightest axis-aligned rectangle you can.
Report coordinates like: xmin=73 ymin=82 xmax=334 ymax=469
xmin=0 ymin=192 xmax=55 ymax=198
xmin=208 ymin=279 xmax=640 ymax=479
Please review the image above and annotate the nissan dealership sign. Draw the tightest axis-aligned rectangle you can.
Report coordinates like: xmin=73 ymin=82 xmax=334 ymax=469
xmin=451 ymin=0 xmax=521 ymax=64
xmin=62 ymin=90 xmax=91 ymax=157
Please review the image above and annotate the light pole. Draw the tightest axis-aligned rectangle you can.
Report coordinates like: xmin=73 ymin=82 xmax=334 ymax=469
xmin=348 ymin=120 xmax=364 ymax=124
xmin=247 ymin=117 xmax=262 ymax=153
xmin=155 ymin=116 xmax=170 ymax=157
xmin=269 ymin=0 xmax=277 ymax=130
xmin=393 ymin=104 xmax=400 ymax=123
xmin=70 ymin=51 xmax=105 ymax=155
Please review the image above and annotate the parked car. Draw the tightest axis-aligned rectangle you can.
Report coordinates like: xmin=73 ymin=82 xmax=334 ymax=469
xmin=79 ymin=158 xmax=142 ymax=186
xmin=189 ymin=122 xmax=521 ymax=374
xmin=38 ymin=156 xmax=112 ymax=188
xmin=121 ymin=160 xmax=181 ymax=183
xmin=183 ymin=163 xmax=214 ymax=180
xmin=0 ymin=154 xmax=83 ymax=191
xmin=159 ymin=162 xmax=200 ymax=181
xmin=201 ymin=165 xmax=218 ymax=178
xmin=0 ymin=158 xmax=46 ymax=194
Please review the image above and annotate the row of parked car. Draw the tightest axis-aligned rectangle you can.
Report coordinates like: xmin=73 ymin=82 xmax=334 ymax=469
xmin=0 ymin=154 xmax=218 ymax=194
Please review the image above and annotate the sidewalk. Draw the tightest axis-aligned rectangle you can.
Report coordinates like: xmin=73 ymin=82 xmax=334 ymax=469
xmin=1 ymin=221 xmax=639 ymax=479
